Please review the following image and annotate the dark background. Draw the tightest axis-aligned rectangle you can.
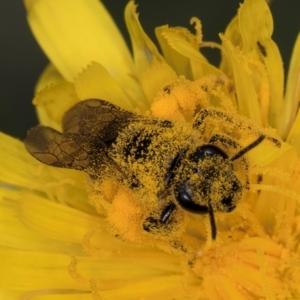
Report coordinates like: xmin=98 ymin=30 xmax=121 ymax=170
xmin=0 ymin=0 xmax=299 ymax=139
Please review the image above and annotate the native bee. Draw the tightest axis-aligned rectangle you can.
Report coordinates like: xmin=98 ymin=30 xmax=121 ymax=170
xmin=25 ymin=99 xmax=280 ymax=240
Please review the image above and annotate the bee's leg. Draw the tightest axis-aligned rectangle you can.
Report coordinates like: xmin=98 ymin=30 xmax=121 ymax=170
xmin=193 ymin=109 xmax=280 ymax=147
xmin=160 ymin=203 xmax=176 ymax=223
xmin=193 ymin=109 xmax=228 ymax=129
xmin=143 ymin=203 xmax=176 ymax=232
xmin=209 ymin=133 xmax=242 ymax=150
xmin=164 ymin=149 xmax=187 ymax=186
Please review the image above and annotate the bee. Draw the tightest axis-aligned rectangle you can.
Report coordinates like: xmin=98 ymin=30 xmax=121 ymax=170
xmin=25 ymin=99 xmax=280 ymax=240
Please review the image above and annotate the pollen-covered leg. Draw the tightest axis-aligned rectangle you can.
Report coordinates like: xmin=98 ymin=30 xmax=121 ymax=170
xmin=143 ymin=203 xmax=176 ymax=232
xmin=193 ymin=108 xmax=281 ymax=147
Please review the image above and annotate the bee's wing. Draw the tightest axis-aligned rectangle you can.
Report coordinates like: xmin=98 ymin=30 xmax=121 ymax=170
xmin=24 ymin=99 xmax=138 ymax=175
xmin=24 ymin=125 xmax=94 ymax=171
xmin=62 ymin=99 xmax=136 ymax=142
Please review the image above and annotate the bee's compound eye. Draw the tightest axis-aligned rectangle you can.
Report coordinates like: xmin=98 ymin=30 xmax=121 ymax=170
xmin=175 ymin=185 xmax=208 ymax=214
xmin=190 ymin=145 xmax=228 ymax=162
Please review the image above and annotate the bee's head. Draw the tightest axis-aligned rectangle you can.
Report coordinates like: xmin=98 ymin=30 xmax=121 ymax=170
xmin=174 ymin=145 xmax=243 ymax=215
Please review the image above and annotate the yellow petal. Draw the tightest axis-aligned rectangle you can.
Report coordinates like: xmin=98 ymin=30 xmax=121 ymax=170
xmin=33 ymin=82 xmax=80 ymax=130
xmin=0 ymin=197 xmax=75 ymax=253
xmin=139 ymin=63 xmax=177 ymax=105
xmin=0 ymin=248 xmax=83 ymax=291
xmin=0 ymin=132 xmax=86 ymax=199
xmin=125 ymin=1 xmax=165 ymax=75
xmin=285 ymin=33 xmax=300 ymax=142
xmin=219 ymin=16 xmax=241 ymax=75
xmin=238 ymin=0 xmax=284 ymax=130
xmin=35 ymin=64 xmax=65 ymax=93
xmin=17 ymin=191 xmax=155 ymax=254
xmin=98 ymin=275 xmax=199 ymax=300
xmin=0 ymin=289 xmax=24 ymax=300
xmin=23 ymin=294 xmax=94 ymax=300
xmin=286 ymin=117 xmax=300 ymax=155
xmin=220 ymin=34 xmax=262 ymax=126
xmin=73 ymin=62 xmax=143 ymax=111
xmin=25 ymin=0 xmax=136 ymax=92
xmin=74 ymin=253 xmax=181 ymax=283
xmin=155 ymin=25 xmax=224 ymax=80
xmin=0 ymin=132 xmax=48 ymax=188
xmin=0 ymin=133 xmax=91 ymax=216
xmin=74 ymin=251 xmax=198 ymax=299
xmin=19 ymin=192 xmax=101 ymax=243
xmin=125 ymin=2 xmax=176 ymax=105
xmin=246 ymin=137 xmax=297 ymax=167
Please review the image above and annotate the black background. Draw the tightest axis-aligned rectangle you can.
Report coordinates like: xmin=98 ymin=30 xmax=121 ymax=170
xmin=0 ymin=0 xmax=299 ymax=139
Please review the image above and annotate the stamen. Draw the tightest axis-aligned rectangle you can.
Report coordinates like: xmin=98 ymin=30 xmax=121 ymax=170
xmin=235 ymin=204 xmax=268 ymax=238
xmin=200 ymin=41 xmax=224 ymax=51
xmin=251 ymin=166 xmax=292 ymax=184
xmin=250 ymin=184 xmax=300 ymax=203
xmin=190 ymin=17 xmax=202 ymax=45
xmin=90 ymin=278 xmax=102 ymax=300
xmin=68 ymin=254 xmax=85 ymax=283
xmin=82 ymin=225 xmax=111 ymax=258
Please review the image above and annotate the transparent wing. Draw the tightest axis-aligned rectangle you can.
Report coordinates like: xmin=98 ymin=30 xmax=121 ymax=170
xmin=62 ymin=99 xmax=136 ymax=142
xmin=24 ymin=99 xmax=138 ymax=174
xmin=24 ymin=125 xmax=94 ymax=171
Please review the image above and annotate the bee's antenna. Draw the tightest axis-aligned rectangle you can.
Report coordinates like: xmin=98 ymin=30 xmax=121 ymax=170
xmin=230 ymin=135 xmax=265 ymax=161
xmin=208 ymin=203 xmax=217 ymax=240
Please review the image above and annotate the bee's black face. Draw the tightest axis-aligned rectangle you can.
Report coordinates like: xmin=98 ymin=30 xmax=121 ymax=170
xmin=174 ymin=145 xmax=242 ymax=215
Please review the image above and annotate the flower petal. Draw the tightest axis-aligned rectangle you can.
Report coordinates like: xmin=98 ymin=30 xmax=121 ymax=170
xmin=246 ymin=137 xmax=297 ymax=167
xmin=156 ymin=25 xmax=225 ymax=81
xmin=98 ymin=276 xmax=199 ymax=300
xmin=0 ymin=248 xmax=84 ymax=291
xmin=19 ymin=192 xmax=101 ymax=243
xmin=125 ymin=1 xmax=164 ymax=75
xmin=219 ymin=17 xmax=241 ymax=77
xmin=220 ymin=34 xmax=262 ymax=126
xmin=0 ymin=133 xmax=87 ymax=204
xmin=285 ymin=34 xmax=300 ymax=143
xmin=0 ymin=289 xmax=23 ymax=300
xmin=238 ymin=0 xmax=284 ymax=130
xmin=73 ymin=62 xmax=143 ymax=110
xmin=12 ymin=293 xmax=93 ymax=300
xmin=125 ymin=2 xmax=176 ymax=105
xmin=75 ymin=254 xmax=182 ymax=283
xmin=35 ymin=64 xmax=65 ymax=93
xmin=17 ymin=190 xmax=159 ymax=254
xmin=24 ymin=0 xmax=137 ymax=91
xmin=139 ymin=63 xmax=177 ymax=105
xmin=0 ymin=132 xmax=51 ymax=189
xmin=0 ymin=197 xmax=75 ymax=253
xmin=34 ymin=82 xmax=80 ymax=130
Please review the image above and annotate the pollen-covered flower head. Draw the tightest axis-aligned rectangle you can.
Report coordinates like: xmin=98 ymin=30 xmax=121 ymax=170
xmin=1 ymin=0 xmax=300 ymax=299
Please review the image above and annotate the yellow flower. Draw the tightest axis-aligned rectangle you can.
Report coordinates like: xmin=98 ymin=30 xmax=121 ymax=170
xmin=1 ymin=0 xmax=300 ymax=299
